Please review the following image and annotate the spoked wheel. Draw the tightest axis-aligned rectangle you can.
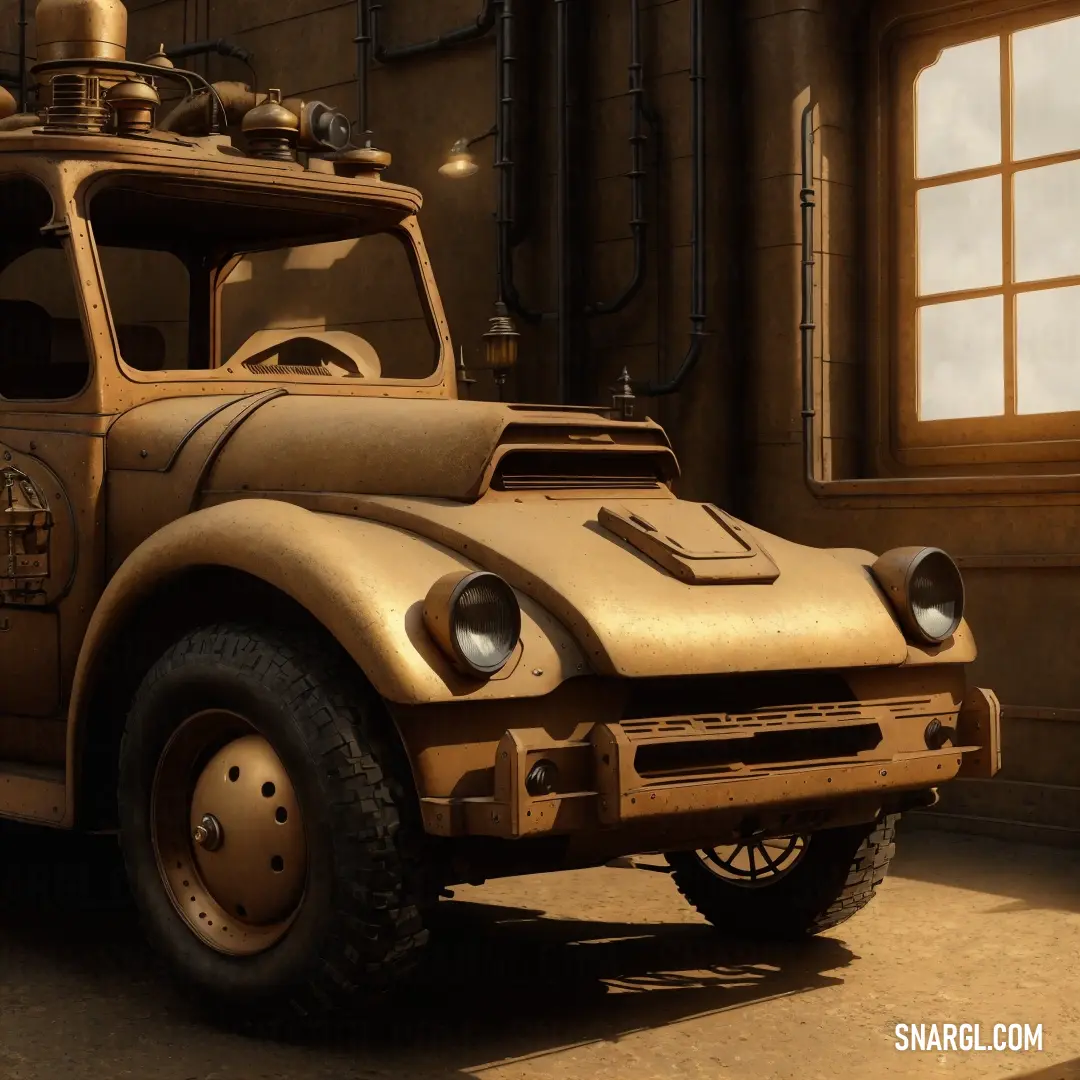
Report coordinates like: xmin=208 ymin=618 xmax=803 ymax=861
xmin=694 ymin=835 xmax=809 ymax=888
xmin=152 ymin=713 xmax=308 ymax=957
xmin=666 ymin=815 xmax=899 ymax=938
xmin=119 ymin=623 xmax=430 ymax=1021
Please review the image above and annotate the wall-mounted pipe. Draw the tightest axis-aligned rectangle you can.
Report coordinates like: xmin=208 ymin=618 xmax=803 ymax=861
xmin=355 ymin=0 xmax=370 ymax=139
xmin=637 ymin=0 xmax=706 ymax=396
xmin=371 ymin=0 xmax=498 ymax=63
xmin=17 ymin=0 xmax=27 ymax=113
xmin=587 ymin=0 xmax=649 ymax=317
xmin=162 ymin=39 xmax=258 ymax=95
xmin=495 ymin=0 xmax=544 ymax=322
xmin=165 ymin=39 xmax=254 ymax=66
xmin=555 ymin=0 xmax=572 ymax=403
xmin=800 ymin=103 xmax=818 ymax=490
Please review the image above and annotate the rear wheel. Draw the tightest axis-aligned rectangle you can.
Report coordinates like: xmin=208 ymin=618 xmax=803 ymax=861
xmin=117 ymin=623 xmax=429 ymax=1019
xmin=665 ymin=815 xmax=898 ymax=937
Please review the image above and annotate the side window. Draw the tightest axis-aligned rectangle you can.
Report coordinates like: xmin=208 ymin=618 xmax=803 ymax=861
xmin=219 ymin=232 xmax=438 ymax=380
xmin=0 ymin=178 xmax=90 ymax=401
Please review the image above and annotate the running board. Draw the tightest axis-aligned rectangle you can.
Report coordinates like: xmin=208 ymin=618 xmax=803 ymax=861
xmin=0 ymin=762 xmax=67 ymax=825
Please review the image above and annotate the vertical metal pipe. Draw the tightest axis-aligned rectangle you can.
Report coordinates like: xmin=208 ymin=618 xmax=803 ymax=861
xmin=355 ymin=0 xmax=371 ymax=139
xmin=588 ymin=0 xmax=648 ymax=317
xmin=17 ymin=0 xmax=27 ymax=113
xmin=555 ymin=0 xmax=572 ymax=404
xmin=688 ymin=0 xmax=706 ymax=362
xmin=638 ymin=0 xmax=706 ymax=396
xmin=800 ymin=103 xmax=818 ymax=488
xmin=495 ymin=0 xmax=511 ymax=305
xmin=495 ymin=0 xmax=542 ymax=320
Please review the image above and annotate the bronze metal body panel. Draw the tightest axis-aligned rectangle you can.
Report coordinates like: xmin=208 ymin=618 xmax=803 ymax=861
xmin=289 ymin=493 xmax=975 ymax=678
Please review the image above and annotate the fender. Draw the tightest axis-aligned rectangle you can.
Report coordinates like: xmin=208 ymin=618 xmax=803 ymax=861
xmin=66 ymin=499 xmax=590 ymax=805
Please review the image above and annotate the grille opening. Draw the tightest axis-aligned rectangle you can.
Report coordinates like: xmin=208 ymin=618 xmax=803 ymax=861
xmin=622 ymin=672 xmax=855 ymax=721
xmin=633 ymin=723 xmax=883 ymax=779
xmin=491 ymin=449 xmax=674 ymax=491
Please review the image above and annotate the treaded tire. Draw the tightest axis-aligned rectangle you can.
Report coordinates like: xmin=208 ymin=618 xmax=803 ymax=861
xmin=666 ymin=815 xmax=899 ymax=938
xmin=117 ymin=623 xmax=429 ymax=1020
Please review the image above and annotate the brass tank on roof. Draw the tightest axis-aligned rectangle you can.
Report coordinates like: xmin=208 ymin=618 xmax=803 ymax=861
xmin=36 ymin=0 xmax=129 ymax=63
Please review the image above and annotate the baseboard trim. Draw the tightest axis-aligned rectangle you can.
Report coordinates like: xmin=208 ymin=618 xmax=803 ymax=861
xmin=905 ymin=808 xmax=1080 ymax=849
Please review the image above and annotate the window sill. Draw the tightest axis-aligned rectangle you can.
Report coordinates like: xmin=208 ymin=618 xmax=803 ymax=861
xmin=808 ymin=470 xmax=1080 ymax=502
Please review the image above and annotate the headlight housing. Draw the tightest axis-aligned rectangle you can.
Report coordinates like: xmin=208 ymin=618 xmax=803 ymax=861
xmin=870 ymin=546 xmax=965 ymax=645
xmin=423 ymin=571 xmax=522 ymax=677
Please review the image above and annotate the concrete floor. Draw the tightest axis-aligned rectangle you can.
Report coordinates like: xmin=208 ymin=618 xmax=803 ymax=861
xmin=0 ymin=824 xmax=1077 ymax=1080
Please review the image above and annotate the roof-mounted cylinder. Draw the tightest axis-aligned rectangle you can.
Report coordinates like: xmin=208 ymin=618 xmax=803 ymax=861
xmin=241 ymin=89 xmax=300 ymax=162
xmin=36 ymin=0 xmax=129 ymax=63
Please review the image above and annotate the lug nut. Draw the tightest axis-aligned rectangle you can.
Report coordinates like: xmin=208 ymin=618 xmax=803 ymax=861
xmin=192 ymin=813 xmax=224 ymax=852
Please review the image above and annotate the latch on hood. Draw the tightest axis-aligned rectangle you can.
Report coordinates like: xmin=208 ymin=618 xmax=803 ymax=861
xmin=598 ymin=502 xmax=779 ymax=585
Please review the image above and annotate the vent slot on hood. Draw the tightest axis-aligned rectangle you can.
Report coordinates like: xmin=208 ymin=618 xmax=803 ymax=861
xmin=491 ymin=448 xmax=676 ymax=491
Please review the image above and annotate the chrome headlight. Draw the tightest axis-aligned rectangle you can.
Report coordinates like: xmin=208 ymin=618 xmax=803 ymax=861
xmin=870 ymin=546 xmax=965 ymax=645
xmin=423 ymin=571 xmax=521 ymax=677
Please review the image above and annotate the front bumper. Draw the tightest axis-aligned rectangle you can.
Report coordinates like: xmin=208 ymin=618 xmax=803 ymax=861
xmin=419 ymin=686 xmax=1000 ymax=840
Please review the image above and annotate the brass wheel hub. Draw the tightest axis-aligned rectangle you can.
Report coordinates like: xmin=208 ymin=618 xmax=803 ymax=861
xmin=152 ymin=713 xmax=308 ymax=957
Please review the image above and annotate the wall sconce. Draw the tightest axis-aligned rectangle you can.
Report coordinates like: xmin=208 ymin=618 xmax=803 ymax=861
xmin=438 ymin=125 xmax=496 ymax=180
xmin=439 ymin=137 xmax=479 ymax=179
xmin=478 ymin=301 xmax=520 ymax=400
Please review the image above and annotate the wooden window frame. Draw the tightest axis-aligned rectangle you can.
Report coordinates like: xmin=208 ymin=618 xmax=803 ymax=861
xmin=873 ymin=0 xmax=1080 ymax=472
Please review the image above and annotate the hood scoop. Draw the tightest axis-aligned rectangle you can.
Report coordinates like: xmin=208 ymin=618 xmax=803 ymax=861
xmin=599 ymin=502 xmax=779 ymax=585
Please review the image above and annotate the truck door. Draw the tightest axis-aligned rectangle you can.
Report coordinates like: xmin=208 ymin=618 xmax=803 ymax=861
xmin=0 ymin=173 xmax=101 ymax=771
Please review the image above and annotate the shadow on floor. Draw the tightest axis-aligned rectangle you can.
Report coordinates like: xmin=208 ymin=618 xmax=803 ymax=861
xmin=1009 ymin=1056 xmax=1080 ymax=1079
xmin=890 ymin=825 xmax=1080 ymax=915
xmin=0 ymin=823 xmax=854 ymax=1078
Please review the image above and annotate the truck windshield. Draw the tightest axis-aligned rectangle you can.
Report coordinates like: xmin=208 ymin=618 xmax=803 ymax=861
xmin=86 ymin=180 xmax=440 ymax=382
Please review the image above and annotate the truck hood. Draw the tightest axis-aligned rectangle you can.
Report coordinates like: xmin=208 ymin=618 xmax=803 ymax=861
xmin=107 ymin=392 xmax=677 ymax=499
xmin=274 ymin=494 xmax=974 ymax=678
xmin=106 ymin=393 xmax=973 ymax=677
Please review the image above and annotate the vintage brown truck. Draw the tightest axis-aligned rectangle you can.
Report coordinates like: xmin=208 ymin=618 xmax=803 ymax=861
xmin=0 ymin=0 xmax=999 ymax=1020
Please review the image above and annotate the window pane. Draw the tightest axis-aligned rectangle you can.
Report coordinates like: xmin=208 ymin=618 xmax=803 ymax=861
xmin=1017 ymin=286 xmax=1080 ymax=414
xmin=916 ymin=36 xmax=1001 ymax=178
xmin=918 ymin=176 xmax=1001 ymax=295
xmin=1013 ymin=15 xmax=1080 ymax=160
xmin=919 ymin=295 xmax=1004 ymax=420
xmin=1014 ymin=160 xmax=1080 ymax=282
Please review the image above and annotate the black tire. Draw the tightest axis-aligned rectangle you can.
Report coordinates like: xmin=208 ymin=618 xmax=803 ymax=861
xmin=117 ymin=623 xmax=430 ymax=1020
xmin=666 ymin=814 xmax=898 ymax=938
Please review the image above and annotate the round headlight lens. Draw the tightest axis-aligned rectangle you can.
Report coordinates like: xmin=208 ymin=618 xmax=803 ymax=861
xmin=449 ymin=572 xmax=521 ymax=676
xmin=907 ymin=549 xmax=964 ymax=643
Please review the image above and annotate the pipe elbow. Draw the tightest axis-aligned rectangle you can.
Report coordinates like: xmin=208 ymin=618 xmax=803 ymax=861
xmin=158 ymin=80 xmax=261 ymax=133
